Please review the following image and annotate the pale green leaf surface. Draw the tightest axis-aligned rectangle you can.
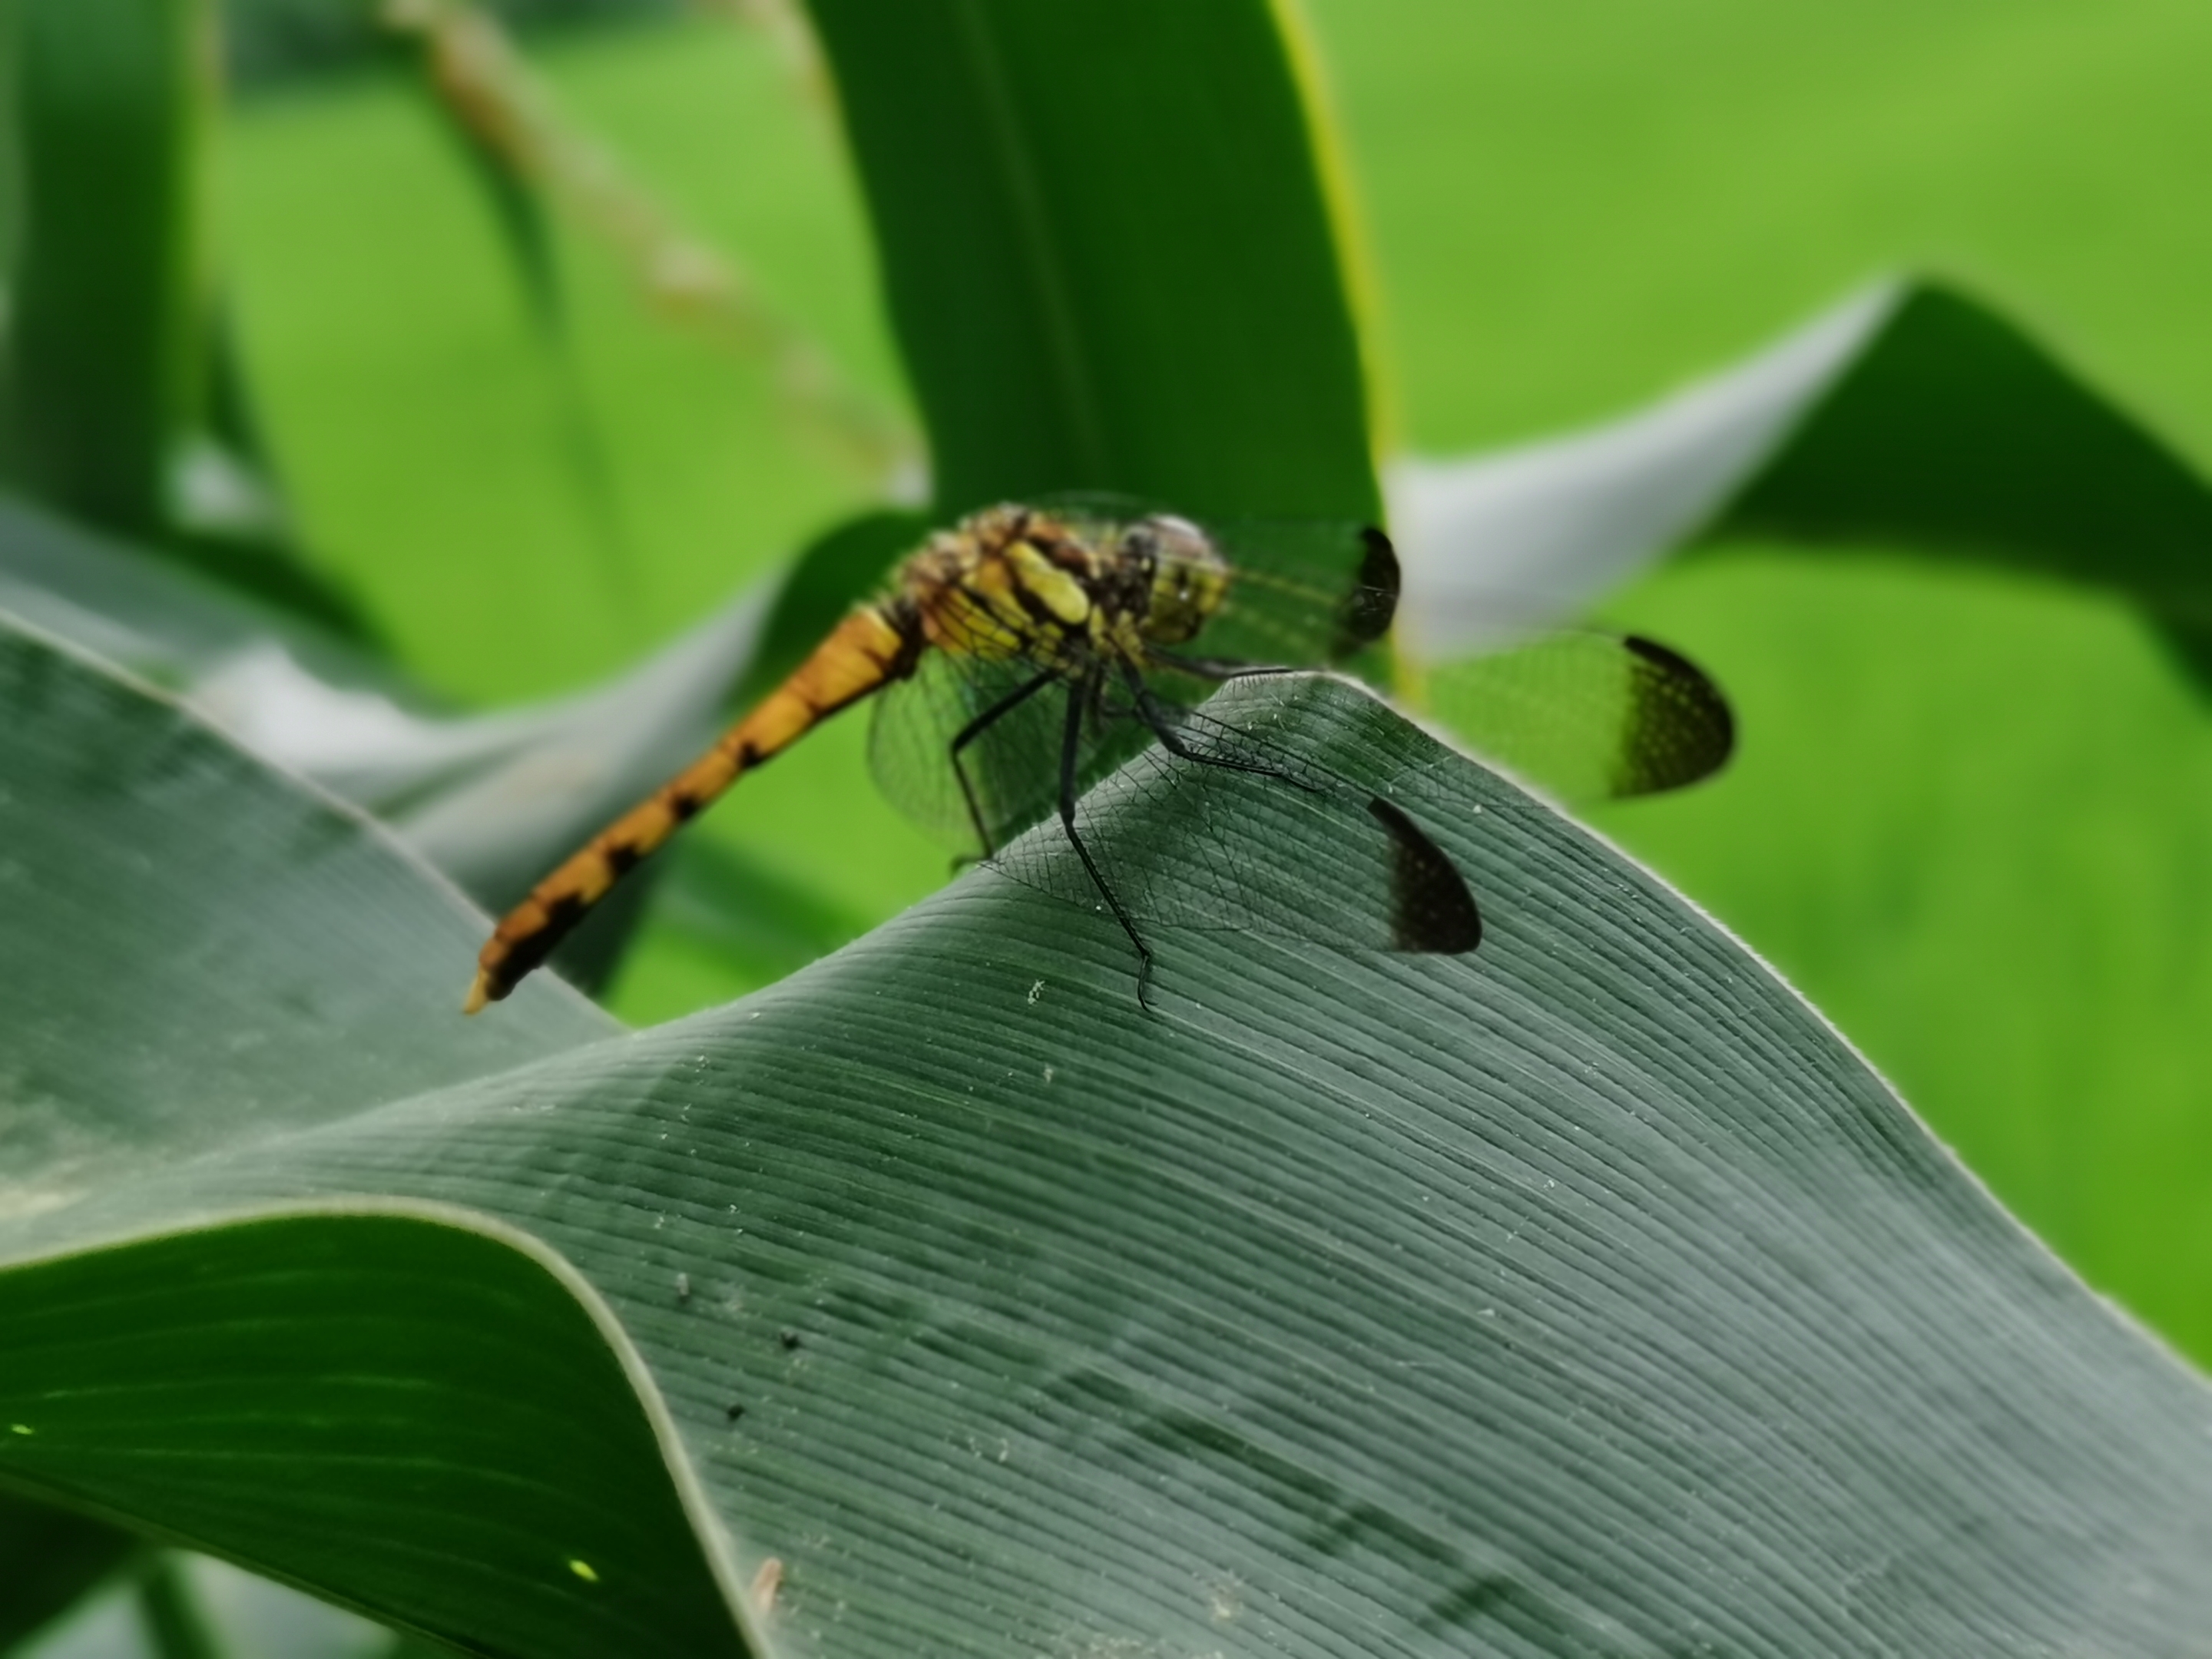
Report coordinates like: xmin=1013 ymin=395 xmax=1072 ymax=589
xmin=1390 ymin=280 xmax=2212 ymax=664
xmin=6 ymin=613 xmax=2212 ymax=1654
xmin=0 ymin=493 xmax=396 ymax=700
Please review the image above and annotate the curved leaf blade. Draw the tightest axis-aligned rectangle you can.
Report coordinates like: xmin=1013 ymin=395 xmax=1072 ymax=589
xmin=0 ymin=1211 xmax=755 ymax=1659
xmin=0 ymin=613 xmax=608 ymax=1194
xmin=7 ymin=611 xmax=2212 ymax=1654
xmin=1389 ymin=278 xmax=2212 ymax=659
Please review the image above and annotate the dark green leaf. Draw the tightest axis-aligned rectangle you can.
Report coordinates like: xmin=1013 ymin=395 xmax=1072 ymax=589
xmin=8 ymin=608 xmax=2212 ymax=1654
xmin=0 ymin=1492 xmax=137 ymax=1651
xmin=0 ymin=0 xmax=375 ymax=639
xmin=0 ymin=1217 xmax=753 ymax=1659
xmin=1 ymin=0 xmax=206 ymax=536
xmin=804 ymin=0 xmax=1380 ymax=525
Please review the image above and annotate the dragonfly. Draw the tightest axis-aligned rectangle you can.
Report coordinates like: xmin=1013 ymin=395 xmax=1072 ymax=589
xmin=462 ymin=500 xmax=1733 ymax=1013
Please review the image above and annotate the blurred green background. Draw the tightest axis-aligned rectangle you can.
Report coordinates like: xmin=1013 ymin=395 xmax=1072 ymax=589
xmin=212 ymin=0 xmax=2212 ymax=1354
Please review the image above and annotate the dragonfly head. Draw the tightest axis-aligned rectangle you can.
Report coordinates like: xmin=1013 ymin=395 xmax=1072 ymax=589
xmin=1128 ymin=513 xmax=1229 ymax=645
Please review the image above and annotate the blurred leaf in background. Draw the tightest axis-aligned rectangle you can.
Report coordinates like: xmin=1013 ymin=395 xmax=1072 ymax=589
xmin=0 ymin=0 xmax=374 ymax=635
xmin=222 ymin=0 xmax=680 ymax=90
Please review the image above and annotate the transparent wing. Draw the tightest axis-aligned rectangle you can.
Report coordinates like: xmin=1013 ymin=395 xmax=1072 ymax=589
xmin=1203 ymin=518 xmax=1400 ymax=667
xmin=1426 ymin=631 xmax=1734 ymax=803
xmin=988 ymin=690 xmax=1479 ymax=956
xmin=870 ymin=649 xmax=1478 ymax=958
xmin=867 ymin=651 xmax=1150 ymax=857
xmin=867 ymin=652 xmax=1058 ymax=853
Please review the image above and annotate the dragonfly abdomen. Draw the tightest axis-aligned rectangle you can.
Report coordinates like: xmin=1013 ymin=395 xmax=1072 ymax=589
xmin=464 ymin=603 xmax=922 ymax=1012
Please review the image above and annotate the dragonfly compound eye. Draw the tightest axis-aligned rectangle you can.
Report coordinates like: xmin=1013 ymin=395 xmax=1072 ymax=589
xmin=1128 ymin=515 xmax=1227 ymax=646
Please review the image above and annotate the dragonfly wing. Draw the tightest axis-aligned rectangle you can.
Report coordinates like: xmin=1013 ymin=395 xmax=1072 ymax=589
xmin=868 ymin=652 xmax=1052 ymax=853
xmin=1426 ymin=631 xmax=1734 ymax=803
xmin=988 ymin=692 xmax=1479 ymax=956
xmin=1201 ymin=519 xmax=1399 ymax=667
xmin=867 ymin=652 xmax=1154 ymax=857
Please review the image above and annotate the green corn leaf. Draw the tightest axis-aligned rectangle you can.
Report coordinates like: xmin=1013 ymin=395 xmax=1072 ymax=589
xmin=8 ymin=603 xmax=2212 ymax=1654
xmin=0 ymin=0 xmax=374 ymax=640
xmin=804 ymin=0 xmax=1379 ymax=526
xmin=0 ymin=1492 xmax=137 ymax=1651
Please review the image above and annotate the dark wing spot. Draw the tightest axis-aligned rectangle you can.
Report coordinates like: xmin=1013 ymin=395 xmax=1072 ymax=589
xmin=1613 ymin=635 xmax=1735 ymax=796
xmin=1333 ymin=525 xmax=1402 ymax=655
xmin=1367 ymin=797 xmax=1481 ymax=954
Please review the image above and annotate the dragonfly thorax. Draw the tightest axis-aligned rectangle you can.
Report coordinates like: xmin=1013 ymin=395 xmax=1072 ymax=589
xmin=903 ymin=505 xmax=1230 ymax=671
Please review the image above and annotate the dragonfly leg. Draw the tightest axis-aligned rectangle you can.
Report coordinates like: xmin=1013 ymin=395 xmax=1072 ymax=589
xmin=1123 ymin=663 xmax=1322 ymax=793
xmin=948 ymin=667 xmax=1058 ymax=858
xmin=1059 ymin=671 xmax=1155 ymax=1012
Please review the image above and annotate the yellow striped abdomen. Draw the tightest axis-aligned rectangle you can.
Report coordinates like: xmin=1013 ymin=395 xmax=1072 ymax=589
xmin=464 ymin=604 xmax=917 ymax=1012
